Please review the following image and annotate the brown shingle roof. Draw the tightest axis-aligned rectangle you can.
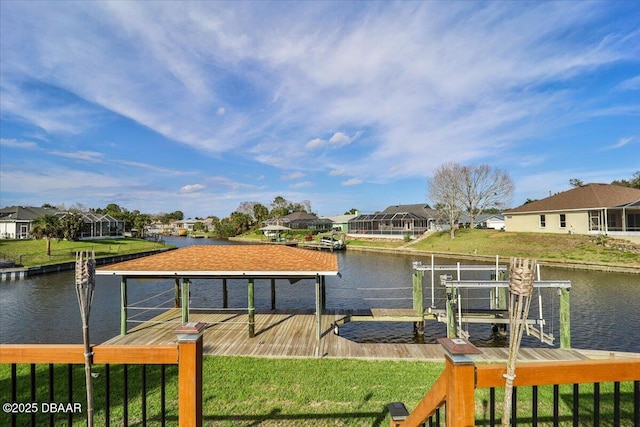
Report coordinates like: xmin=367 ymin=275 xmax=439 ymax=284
xmin=96 ymin=245 xmax=339 ymax=278
xmin=505 ymin=183 xmax=640 ymax=214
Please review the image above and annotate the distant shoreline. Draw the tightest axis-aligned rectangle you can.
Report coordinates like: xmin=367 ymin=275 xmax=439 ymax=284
xmin=229 ymin=236 xmax=640 ymax=274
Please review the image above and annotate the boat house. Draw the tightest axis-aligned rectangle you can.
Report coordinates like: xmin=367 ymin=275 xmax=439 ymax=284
xmin=96 ymin=245 xmax=339 ymax=340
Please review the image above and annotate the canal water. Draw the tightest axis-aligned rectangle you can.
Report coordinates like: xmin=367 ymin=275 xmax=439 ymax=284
xmin=1 ymin=237 xmax=638 ymax=353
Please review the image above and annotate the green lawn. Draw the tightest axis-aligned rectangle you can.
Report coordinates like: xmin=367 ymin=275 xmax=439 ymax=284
xmin=0 ymin=238 xmax=170 ymax=267
xmin=1 ymin=357 xmax=635 ymax=426
xmin=405 ymin=229 xmax=640 ymax=267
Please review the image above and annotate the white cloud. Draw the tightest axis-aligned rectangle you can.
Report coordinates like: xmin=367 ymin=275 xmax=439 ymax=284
xmin=617 ymin=75 xmax=640 ymax=91
xmin=0 ymin=138 xmax=39 ymax=150
xmin=341 ymin=178 xmax=363 ymax=186
xmin=179 ymin=184 xmax=206 ymax=194
xmin=280 ymin=171 xmax=305 ymax=181
xmin=217 ymin=107 xmax=226 ymax=115
xmin=49 ymin=150 xmax=104 ymax=163
xmin=329 ymin=169 xmax=345 ymax=176
xmin=305 ymin=138 xmax=324 ymax=149
xmin=601 ymin=137 xmax=635 ymax=151
xmin=329 ymin=132 xmax=350 ymax=146
xmin=290 ymin=181 xmax=312 ymax=189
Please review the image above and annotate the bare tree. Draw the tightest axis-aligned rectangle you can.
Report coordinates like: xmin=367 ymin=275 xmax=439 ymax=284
xmin=428 ymin=162 xmax=464 ymax=239
xmin=459 ymin=164 xmax=514 ymax=229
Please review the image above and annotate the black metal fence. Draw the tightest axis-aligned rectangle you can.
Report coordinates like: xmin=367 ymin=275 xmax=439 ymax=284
xmin=2 ymin=362 xmax=179 ymax=426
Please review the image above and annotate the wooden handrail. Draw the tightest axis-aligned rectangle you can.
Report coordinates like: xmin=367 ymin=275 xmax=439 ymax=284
xmin=398 ymin=363 xmax=448 ymax=426
xmin=0 ymin=344 xmax=178 ymax=365
xmin=393 ymin=357 xmax=640 ymax=427
xmin=476 ymin=358 xmax=640 ymax=388
xmin=0 ymin=344 xmax=86 ymax=363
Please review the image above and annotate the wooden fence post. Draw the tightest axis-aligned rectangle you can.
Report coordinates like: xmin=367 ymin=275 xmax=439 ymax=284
xmin=439 ymin=338 xmax=481 ymax=427
xmin=176 ymin=322 xmax=205 ymax=427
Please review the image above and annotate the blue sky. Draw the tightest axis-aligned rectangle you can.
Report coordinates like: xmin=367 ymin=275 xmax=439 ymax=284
xmin=1 ymin=1 xmax=639 ymax=219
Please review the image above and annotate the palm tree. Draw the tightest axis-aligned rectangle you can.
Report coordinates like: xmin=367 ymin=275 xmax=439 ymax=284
xmin=30 ymin=214 xmax=62 ymax=256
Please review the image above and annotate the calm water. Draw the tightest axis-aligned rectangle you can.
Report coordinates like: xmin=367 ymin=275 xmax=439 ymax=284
xmin=1 ymin=237 xmax=639 ymax=353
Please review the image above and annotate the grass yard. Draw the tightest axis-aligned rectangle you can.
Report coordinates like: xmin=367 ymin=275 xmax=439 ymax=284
xmin=1 ymin=357 xmax=636 ymax=426
xmin=0 ymin=238 xmax=170 ymax=267
xmin=407 ymin=229 xmax=640 ymax=267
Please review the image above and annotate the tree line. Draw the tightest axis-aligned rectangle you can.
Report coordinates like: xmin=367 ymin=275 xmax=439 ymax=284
xmin=32 ymin=168 xmax=639 ymax=245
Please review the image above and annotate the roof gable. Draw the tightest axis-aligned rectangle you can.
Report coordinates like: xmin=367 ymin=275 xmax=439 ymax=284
xmin=381 ymin=203 xmax=436 ymax=218
xmin=0 ymin=206 xmax=63 ymax=221
xmin=505 ymin=183 xmax=640 ymax=213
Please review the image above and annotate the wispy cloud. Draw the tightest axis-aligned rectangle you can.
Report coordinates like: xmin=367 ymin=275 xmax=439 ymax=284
xmin=0 ymin=138 xmax=39 ymax=150
xmin=341 ymin=178 xmax=363 ymax=186
xmin=1 ymin=1 xmax=638 ymax=216
xmin=600 ymin=137 xmax=635 ymax=151
xmin=280 ymin=171 xmax=305 ymax=181
xmin=179 ymin=184 xmax=206 ymax=194
xmin=290 ymin=181 xmax=312 ymax=189
xmin=48 ymin=150 xmax=104 ymax=162
xmin=617 ymin=75 xmax=640 ymax=91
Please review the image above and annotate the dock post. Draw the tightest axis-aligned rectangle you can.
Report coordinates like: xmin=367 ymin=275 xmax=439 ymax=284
xmin=446 ymin=296 xmax=456 ymax=338
xmin=560 ymin=288 xmax=571 ymax=349
xmin=321 ymin=276 xmax=326 ymax=310
xmin=174 ymin=278 xmax=180 ymax=308
xmin=181 ymin=279 xmax=190 ymax=324
xmin=120 ymin=278 xmax=127 ymax=335
xmin=413 ymin=270 xmax=425 ymax=334
xmin=271 ymin=279 xmax=276 ymax=310
xmin=248 ymin=278 xmax=255 ymax=338
xmin=222 ymin=279 xmax=228 ymax=308
xmin=315 ymin=275 xmax=322 ymax=341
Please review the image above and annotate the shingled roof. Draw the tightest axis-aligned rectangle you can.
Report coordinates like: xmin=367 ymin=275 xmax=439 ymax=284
xmin=505 ymin=183 xmax=640 ymax=214
xmin=96 ymin=245 xmax=339 ymax=278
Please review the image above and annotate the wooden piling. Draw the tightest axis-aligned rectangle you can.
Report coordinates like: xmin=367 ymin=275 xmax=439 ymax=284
xmin=222 ymin=279 xmax=228 ymax=308
xmin=412 ymin=270 xmax=425 ymax=334
xmin=271 ymin=278 xmax=276 ymax=310
xmin=315 ymin=275 xmax=322 ymax=341
xmin=248 ymin=278 xmax=255 ymax=337
xmin=120 ymin=278 xmax=127 ymax=335
xmin=560 ymin=287 xmax=571 ymax=349
xmin=181 ymin=279 xmax=190 ymax=324
xmin=174 ymin=278 xmax=181 ymax=308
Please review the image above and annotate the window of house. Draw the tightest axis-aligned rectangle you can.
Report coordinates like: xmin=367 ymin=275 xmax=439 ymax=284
xmin=559 ymin=214 xmax=566 ymax=228
xmin=540 ymin=215 xmax=546 ymax=228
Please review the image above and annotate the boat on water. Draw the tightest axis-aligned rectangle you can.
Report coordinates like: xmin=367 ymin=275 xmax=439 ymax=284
xmin=320 ymin=236 xmax=346 ymax=250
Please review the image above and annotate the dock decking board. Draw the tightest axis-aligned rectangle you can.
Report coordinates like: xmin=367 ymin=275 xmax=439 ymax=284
xmin=101 ymin=308 xmax=640 ymax=361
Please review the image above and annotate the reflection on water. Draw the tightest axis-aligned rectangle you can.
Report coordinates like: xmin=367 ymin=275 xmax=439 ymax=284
xmin=1 ymin=237 xmax=639 ymax=352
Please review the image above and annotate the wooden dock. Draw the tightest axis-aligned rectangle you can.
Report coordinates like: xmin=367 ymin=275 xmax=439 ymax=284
xmin=101 ymin=308 xmax=640 ymax=362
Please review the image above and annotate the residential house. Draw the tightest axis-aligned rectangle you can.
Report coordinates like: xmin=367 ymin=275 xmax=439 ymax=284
xmin=170 ymin=218 xmax=208 ymax=235
xmin=320 ymin=213 xmax=359 ymax=232
xmin=0 ymin=206 xmax=63 ymax=239
xmin=75 ymin=212 xmax=124 ymax=238
xmin=503 ymin=183 xmax=640 ymax=243
xmin=0 ymin=206 xmax=124 ymax=239
xmin=263 ymin=212 xmax=333 ymax=231
xmin=458 ymin=214 xmax=505 ymax=230
xmin=348 ymin=203 xmax=447 ymax=239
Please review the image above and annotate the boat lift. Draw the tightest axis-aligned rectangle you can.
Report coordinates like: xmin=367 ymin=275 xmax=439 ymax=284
xmin=413 ymin=255 xmax=571 ymax=348
xmin=334 ymin=255 xmax=572 ymax=349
